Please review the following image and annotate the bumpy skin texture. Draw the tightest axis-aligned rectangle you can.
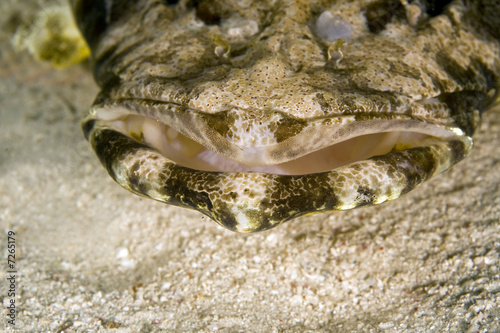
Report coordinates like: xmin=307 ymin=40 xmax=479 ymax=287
xmin=74 ymin=0 xmax=499 ymax=232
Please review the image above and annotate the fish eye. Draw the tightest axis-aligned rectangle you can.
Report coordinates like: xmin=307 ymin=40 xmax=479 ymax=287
xmin=162 ymin=0 xmax=180 ymax=5
xmin=191 ymin=0 xmax=222 ymax=25
xmin=422 ymin=0 xmax=455 ymax=17
xmin=363 ymin=0 xmax=405 ymax=33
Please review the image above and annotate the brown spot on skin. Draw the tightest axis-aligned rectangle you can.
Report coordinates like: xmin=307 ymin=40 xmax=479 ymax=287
xmin=314 ymin=93 xmax=332 ymax=113
xmin=356 ymin=187 xmax=375 ymax=206
xmin=272 ymin=116 xmax=307 ymax=143
xmin=389 ymin=62 xmax=422 ymax=80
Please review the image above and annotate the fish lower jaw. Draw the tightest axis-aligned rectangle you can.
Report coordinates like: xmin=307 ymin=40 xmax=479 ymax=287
xmin=83 ymin=120 xmax=472 ymax=232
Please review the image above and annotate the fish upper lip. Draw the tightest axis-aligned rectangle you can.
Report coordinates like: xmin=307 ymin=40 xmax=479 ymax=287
xmin=91 ymin=97 xmax=465 ymax=164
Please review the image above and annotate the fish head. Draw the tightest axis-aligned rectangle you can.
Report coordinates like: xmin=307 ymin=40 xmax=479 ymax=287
xmin=74 ymin=0 xmax=499 ymax=232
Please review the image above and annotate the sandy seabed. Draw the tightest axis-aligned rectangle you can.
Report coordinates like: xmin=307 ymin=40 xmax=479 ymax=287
xmin=1 ymin=1 xmax=499 ymax=332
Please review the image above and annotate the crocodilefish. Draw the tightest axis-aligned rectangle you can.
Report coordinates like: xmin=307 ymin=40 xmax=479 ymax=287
xmin=70 ymin=0 xmax=499 ymax=232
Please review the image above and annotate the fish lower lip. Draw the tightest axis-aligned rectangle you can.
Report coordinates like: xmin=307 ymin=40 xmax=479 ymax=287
xmin=84 ymin=119 xmax=472 ymax=233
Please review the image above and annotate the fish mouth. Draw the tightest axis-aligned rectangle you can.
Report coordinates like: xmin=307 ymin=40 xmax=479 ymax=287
xmin=82 ymin=99 xmax=472 ymax=232
xmin=86 ymin=98 xmax=468 ymax=175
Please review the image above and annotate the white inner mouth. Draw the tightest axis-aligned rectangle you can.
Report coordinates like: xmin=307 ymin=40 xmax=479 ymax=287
xmin=106 ymin=114 xmax=440 ymax=175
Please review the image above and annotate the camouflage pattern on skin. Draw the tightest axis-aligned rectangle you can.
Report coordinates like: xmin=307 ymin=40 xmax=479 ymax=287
xmin=74 ymin=0 xmax=499 ymax=232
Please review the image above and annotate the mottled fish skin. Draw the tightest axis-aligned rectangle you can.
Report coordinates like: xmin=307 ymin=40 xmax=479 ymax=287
xmin=73 ymin=0 xmax=499 ymax=232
